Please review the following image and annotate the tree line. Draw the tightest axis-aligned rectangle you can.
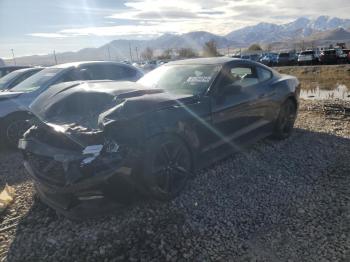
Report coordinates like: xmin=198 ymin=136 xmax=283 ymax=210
xmin=140 ymin=40 xmax=263 ymax=61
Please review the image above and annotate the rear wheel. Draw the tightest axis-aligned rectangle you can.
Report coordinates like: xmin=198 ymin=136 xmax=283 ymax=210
xmin=143 ymin=135 xmax=192 ymax=201
xmin=272 ymin=99 xmax=297 ymax=140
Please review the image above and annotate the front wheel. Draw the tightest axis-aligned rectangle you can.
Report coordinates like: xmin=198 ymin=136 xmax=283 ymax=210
xmin=142 ymin=135 xmax=192 ymax=201
xmin=272 ymin=99 xmax=297 ymax=140
xmin=1 ymin=115 xmax=32 ymax=148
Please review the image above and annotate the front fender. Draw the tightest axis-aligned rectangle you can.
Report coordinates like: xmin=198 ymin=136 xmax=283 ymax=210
xmin=0 ymin=100 xmax=22 ymax=119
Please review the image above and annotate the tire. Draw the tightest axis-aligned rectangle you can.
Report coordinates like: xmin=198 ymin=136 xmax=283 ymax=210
xmin=142 ymin=134 xmax=192 ymax=201
xmin=1 ymin=114 xmax=32 ymax=148
xmin=272 ymin=99 xmax=297 ymax=140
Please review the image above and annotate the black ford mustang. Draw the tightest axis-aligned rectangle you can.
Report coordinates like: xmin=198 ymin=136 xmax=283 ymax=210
xmin=19 ymin=58 xmax=300 ymax=218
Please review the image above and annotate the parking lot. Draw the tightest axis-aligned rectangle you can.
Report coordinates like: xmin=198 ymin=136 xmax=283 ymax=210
xmin=0 ymin=99 xmax=349 ymax=262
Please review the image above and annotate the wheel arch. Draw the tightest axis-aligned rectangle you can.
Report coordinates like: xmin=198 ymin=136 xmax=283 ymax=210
xmin=285 ymin=95 xmax=298 ymax=110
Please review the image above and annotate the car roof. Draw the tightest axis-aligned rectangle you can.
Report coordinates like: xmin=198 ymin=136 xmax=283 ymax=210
xmin=11 ymin=67 xmax=43 ymax=73
xmin=0 ymin=66 xmax=29 ymax=69
xmin=52 ymin=61 xmax=136 ymax=69
xmin=167 ymin=57 xmax=240 ymax=65
xmin=165 ymin=57 xmax=276 ymax=74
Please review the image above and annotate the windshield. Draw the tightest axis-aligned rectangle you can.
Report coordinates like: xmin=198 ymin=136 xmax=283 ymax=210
xmin=11 ymin=67 xmax=64 ymax=92
xmin=324 ymin=50 xmax=336 ymax=55
xmin=0 ymin=70 xmax=24 ymax=90
xmin=137 ymin=64 xmax=222 ymax=95
xmin=301 ymin=51 xmax=314 ymax=55
xmin=279 ymin=53 xmax=289 ymax=57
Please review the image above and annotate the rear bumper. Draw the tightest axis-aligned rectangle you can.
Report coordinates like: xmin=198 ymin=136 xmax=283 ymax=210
xmin=19 ymin=138 xmax=137 ymax=218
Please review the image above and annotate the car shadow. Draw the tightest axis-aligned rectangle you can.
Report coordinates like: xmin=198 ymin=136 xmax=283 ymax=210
xmin=0 ymin=148 xmax=30 ymax=188
xmin=5 ymin=128 xmax=350 ymax=261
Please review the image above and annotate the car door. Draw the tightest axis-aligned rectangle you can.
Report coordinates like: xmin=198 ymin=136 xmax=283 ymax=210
xmin=208 ymin=62 xmax=272 ymax=151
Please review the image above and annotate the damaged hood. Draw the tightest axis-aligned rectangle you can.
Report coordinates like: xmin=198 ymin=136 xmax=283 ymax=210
xmin=30 ymin=81 xmax=195 ymax=130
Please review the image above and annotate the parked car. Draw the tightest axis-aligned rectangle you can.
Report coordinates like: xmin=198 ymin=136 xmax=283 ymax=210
xmin=0 ymin=68 xmax=43 ymax=91
xmin=277 ymin=52 xmax=296 ymax=66
xmin=337 ymin=49 xmax=349 ymax=63
xmin=140 ymin=60 xmax=158 ymax=72
xmin=319 ymin=49 xmax=337 ymax=64
xmin=249 ymin=54 xmax=261 ymax=62
xmin=342 ymin=49 xmax=350 ymax=63
xmin=259 ymin=53 xmax=278 ymax=66
xmin=0 ymin=61 xmax=143 ymax=147
xmin=0 ymin=66 xmax=29 ymax=78
xmin=19 ymin=57 xmax=300 ymax=218
xmin=297 ymin=50 xmax=319 ymax=65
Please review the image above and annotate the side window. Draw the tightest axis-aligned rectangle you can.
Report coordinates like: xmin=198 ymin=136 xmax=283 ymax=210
xmin=104 ymin=65 xmax=137 ymax=80
xmin=53 ymin=69 xmax=77 ymax=85
xmin=119 ymin=66 xmax=137 ymax=79
xmin=227 ymin=65 xmax=259 ymax=88
xmin=257 ymin=67 xmax=272 ymax=82
xmin=9 ymin=72 xmax=34 ymax=88
xmin=80 ymin=65 xmax=108 ymax=80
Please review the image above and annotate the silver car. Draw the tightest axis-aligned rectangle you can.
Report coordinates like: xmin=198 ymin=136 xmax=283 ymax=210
xmin=0 ymin=61 xmax=143 ymax=146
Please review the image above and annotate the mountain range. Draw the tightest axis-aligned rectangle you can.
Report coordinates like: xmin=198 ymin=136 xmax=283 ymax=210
xmin=5 ymin=16 xmax=350 ymax=66
xmin=226 ymin=16 xmax=350 ymax=43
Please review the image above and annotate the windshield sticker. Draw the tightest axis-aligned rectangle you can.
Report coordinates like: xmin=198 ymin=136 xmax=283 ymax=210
xmin=194 ymin=70 xmax=203 ymax=76
xmin=186 ymin=76 xmax=211 ymax=83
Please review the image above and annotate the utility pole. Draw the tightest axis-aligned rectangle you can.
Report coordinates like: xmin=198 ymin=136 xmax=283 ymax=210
xmin=135 ymin=47 xmax=139 ymax=62
xmin=107 ymin=46 xmax=111 ymax=60
xmin=129 ymin=43 xmax=133 ymax=62
xmin=11 ymin=49 xmax=16 ymax=65
xmin=53 ymin=50 xmax=58 ymax=65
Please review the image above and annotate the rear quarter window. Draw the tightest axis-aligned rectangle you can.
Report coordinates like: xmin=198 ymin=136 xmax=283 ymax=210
xmin=257 ymin=67 xmax=272 ymax=82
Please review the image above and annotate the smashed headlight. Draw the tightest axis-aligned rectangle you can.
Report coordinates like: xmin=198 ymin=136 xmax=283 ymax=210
xmin=81 ymin=145 xmax=104 ymax=166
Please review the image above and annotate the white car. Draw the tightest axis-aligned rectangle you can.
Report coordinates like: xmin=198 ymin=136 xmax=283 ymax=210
xmin=297 ymin=51 xmax=319 ymax=65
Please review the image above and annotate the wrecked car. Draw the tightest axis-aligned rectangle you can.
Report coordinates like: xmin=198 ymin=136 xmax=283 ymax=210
xmin=19 ymin=57 xmax=300 ymax=218
xmin=0 ymin=61 xmax=143 ymax=147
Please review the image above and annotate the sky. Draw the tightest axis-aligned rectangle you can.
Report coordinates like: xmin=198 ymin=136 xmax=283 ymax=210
xmin=0 ymin=0 xmax=349 ymax=58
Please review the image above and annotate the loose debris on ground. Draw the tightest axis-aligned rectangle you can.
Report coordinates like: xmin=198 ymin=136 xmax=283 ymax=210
xmin=0 ymin=99 xmax=350 ymax=262
xmin=0 ymin=185 xmax=15 ymax=214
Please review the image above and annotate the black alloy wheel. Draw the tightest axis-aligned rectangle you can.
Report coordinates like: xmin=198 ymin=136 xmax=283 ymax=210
xmin=144 ymin=136 xmax=192 ymax=201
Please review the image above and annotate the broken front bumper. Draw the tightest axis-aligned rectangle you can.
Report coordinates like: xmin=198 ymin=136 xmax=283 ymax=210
xmin=19 ymin=138 xmax=137 ymax=219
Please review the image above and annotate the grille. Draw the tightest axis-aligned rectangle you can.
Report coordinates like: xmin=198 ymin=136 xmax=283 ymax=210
xmin=27 ymin=153 xmax=66 ymax=187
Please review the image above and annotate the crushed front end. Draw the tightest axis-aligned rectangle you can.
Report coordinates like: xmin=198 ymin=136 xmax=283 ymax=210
xmin=19 ymin=122 xmax=141 ymax=219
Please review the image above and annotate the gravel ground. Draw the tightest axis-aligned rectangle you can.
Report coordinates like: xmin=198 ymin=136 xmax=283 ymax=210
xmin=1 ymin=99 xmax=350 ymax=262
